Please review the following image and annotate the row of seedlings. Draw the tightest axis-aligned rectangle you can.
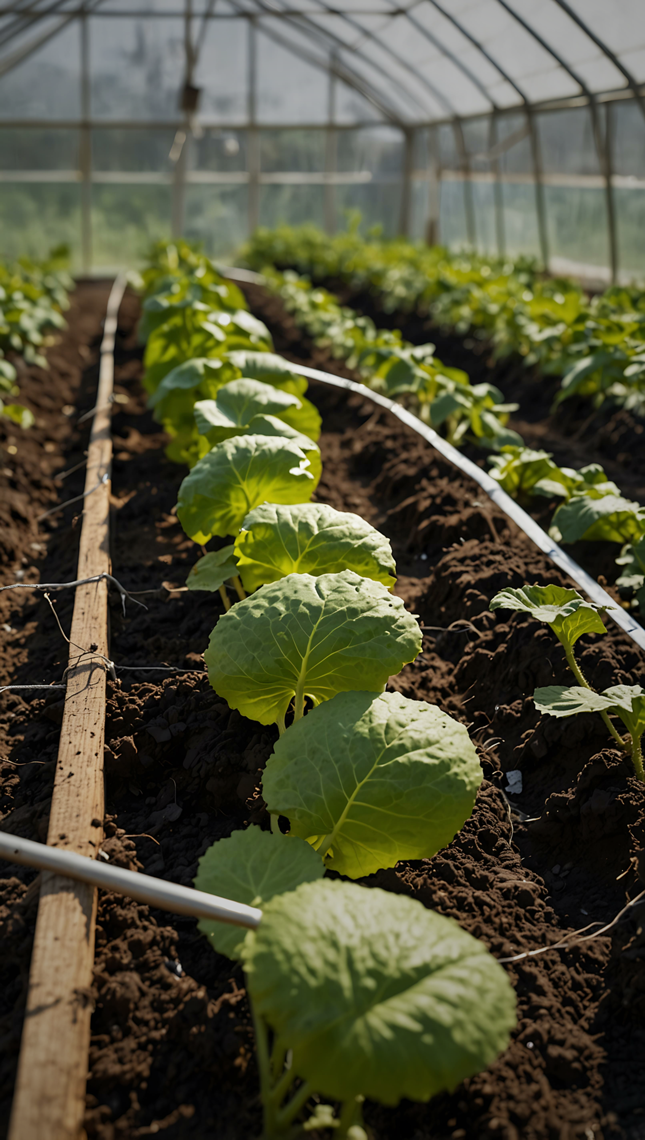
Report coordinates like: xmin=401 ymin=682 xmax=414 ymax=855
xmin=135 ymin=241 xmax=517 ymax=1140
xmin=253 ymin=266 xmax=645 ymax=619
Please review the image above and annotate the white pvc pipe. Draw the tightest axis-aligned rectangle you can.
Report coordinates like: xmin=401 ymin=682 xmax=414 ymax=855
xmin=288 ymin=361 xmax=645 ymax=655
xmin=0 ymin=831 xmax=262 ymax=929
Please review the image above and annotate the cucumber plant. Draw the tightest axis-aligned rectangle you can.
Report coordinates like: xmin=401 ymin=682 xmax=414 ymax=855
xmin=490 ymin=583 xmax=645 ymax=779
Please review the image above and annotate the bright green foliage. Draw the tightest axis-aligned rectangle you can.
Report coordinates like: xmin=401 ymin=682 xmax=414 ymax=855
xmin=488 ymin=446 xmax=615 ymax=503
xmin=243 ymin=879 xmax=516 ymax=1105
xmin=616 ymin=535 xmax=645 ymax=610
xmin=193 ymin=377 xmax=321 ymax=444
xmin=186 ymin=546 xmax=238 ymax=592
xmin=176 ymin=434 xmax=318 ymax=544
xmin=203 ymin=570 xmax=422 ymax=727
xmin=0 ymin=402 xmax=35 ymax=428
xmin=262 ymin=690 xmax=482 ymax=878
xmin=550 ymin=492 xmax=645 ymax=545
xmin=234 ymin=502 xmax=396 ymax=592
xmin=195 ymin=826 xmax=323 ymax=960
xmin=534 ymin=683 xmax=645 ymax=780
xmin=226 ymin=349 xmax=309 ymax=399
xmin=490 ymin=584 xmax=607 ymax=648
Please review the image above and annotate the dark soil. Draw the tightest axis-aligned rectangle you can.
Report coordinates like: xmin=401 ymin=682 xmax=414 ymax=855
xmin=317 ymin=279 xmax=645 ymax=498
xmin=1 ymin=282 xmax=644 ymax=1140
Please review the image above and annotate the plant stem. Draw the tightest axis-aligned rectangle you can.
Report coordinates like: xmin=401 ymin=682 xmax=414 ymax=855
xmin=218 ymin=584 xmax=231 ymax=612
xmin=631 ymin=732 xmax=645 ymax=782
xmin=336 ymin=1096 xmax=365 ymax=1138
xmin=232 ymin=575 xmax=247 ymax=600
xmin=292 ymin=683 xmax=306 ymax=723
xmin=276 ymin=713 xmax=286 ymax=736
xmin=563 ymin=643 xmax=629 ymax=751
xmin=274 ymin=1079 xmax=313 ymax=1132
xmin=251 ymin=1004 xmax=277 ymax=1137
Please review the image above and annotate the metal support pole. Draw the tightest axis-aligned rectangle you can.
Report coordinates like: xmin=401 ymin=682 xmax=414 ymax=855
xmin=590 ymin=98 xmax=618 ymax=284
xmin=425 ymin=125 xmax=441 ymax=246
xmin=490 ymin=113 xmax=505 ymax=258
xmin=398 ymin=126 xmax=414 ymax=238
xmin=453 ymin=119 xmax=476 ymax=248
xmin=324 ymin=58 xmax=337 ymax=235
xmin=248 ymin=17 xmax=260 ymax=234
xmin=79 ymin=11 xmax=92 ymax=273
xmin=527 ymin=108 xmax=549 ymax=270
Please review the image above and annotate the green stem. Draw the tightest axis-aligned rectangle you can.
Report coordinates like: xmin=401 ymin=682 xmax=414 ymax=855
xmin=218 ymin=584 xmax=231 ymax=612
xmin=337 ymin=1096 xmax=365 ymax=1139
xmin=251 ymin=1003 xmax=278 ymax=1138
xmin=292 ymin=684 xmax=306 ymax=724
xmin=563 ymin=643 xmax=629 ymax=752
xmin=631 ymin=731 xmax=645 ymax=782
xmin=274 ymin=1080 xmax=313 ymax=1133
xmin=269 ymin=1060 xmax=298 ymax=1110
xmin=275 ymin=713 xmax=286 ymax=736
xmin=232 ymin=574 xmax=247 ymax=601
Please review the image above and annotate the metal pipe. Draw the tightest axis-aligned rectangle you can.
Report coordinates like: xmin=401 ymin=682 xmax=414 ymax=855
xmin=398 ymin=126 xmax=414 ymax=238
xmin=0 ymin=831 xmax=262 ymax=928
xmin=248 ymin=16 xmax=260 ymax=234
xmin=527 ymin=108 xmax=549 ymax=270
xmin=489 ymin=113 xmax=505 ymax=257
xmin=79 ymin=10 xmax=92 ymax=273
xmin=453 ymin=119 xmax=476 ymax=248
xmin=589 ymin=98 xmax=618 ymax=285
xmin=324 ymin=57 xmax=337 ymax=235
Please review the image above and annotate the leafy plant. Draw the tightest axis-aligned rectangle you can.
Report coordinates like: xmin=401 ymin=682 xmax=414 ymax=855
xmin=534 ymin=684 xmax=645 ymax=781
xmin=233 ymin=502 xmax=396 ymax=592
xmin=176 ymin=434 xmax=319 ymax=544
xmin=203 ymin=570 xmax=422 ymax=730
xmin=262 ymin=689 xmax=482 ymax=877
xmin=193 ymin=377 xmax=321 ymax=445
xmin=186 ymin=545 xmax=246 ymax=610
xmin=490 ymin=584 xmax=644 ymax=776
xmin=550 ymin=491 xmax=645 ymax=545
xmin=616 ymin=535 xmax=645 ymax=611
xmin=195 ymin=828 xmax=515 ymax=1140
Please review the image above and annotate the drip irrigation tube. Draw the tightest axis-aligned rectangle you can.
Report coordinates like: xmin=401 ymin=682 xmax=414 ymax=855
xmin=287 ymin=361 xmax=645 ymax=655
xmin=0 ymin=831 xmax=261 ymax=929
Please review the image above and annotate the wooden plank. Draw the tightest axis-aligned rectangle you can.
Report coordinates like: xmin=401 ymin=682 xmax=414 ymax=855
xmin=9 ymin=276 xmax=127 ymax=1140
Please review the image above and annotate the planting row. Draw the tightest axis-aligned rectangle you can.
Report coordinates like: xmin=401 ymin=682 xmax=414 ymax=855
xmin=0 ymin=246 xmax=72 ymax=428
xmin=242 ymin=223 xmax=645 ymax=415
xmin=136 ymin=241 xmax=518 ymax=1138
xmin=246 ymin=264 xmax=645 ymax=617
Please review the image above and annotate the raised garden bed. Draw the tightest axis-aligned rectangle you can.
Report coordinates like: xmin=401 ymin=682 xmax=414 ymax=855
xmin=0 ymin=281 xmax=644 ymax=1140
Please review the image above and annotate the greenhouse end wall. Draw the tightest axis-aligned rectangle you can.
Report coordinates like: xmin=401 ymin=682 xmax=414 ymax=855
xmin=0 ymin=10 xmax=644 ymax=283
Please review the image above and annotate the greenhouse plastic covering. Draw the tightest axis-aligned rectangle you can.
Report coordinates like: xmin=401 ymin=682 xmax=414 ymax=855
xmin=0 ymin=0 xmax=644 ymax=279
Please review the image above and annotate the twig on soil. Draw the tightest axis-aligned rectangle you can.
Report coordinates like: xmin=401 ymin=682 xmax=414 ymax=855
xmin=0 ymin=572 xmax=146 ymax=616
xmin=497 ymin=887 xmax=645 ymax=964
xmin=36 ymin=471 xmax=109 ymax=521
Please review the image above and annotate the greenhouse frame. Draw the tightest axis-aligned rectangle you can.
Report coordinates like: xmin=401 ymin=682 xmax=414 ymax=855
xmin=1 ymin=1 xmax=645 ymax=281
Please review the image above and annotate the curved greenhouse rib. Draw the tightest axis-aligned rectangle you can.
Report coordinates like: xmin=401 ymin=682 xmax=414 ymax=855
xmin=422 ymin=0 xmax=530 ymax=106
xmin=549 ymin=0 xmax=645 ymax=122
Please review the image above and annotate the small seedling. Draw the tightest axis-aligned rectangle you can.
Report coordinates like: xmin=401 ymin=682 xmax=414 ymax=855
xmin=490 ymin=583 xmax=644 ymax=779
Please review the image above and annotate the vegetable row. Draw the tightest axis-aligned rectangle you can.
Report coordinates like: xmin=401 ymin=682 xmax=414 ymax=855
xmin=249 ymin=259 xmax=645 ymax=618
xmin=137 ymin=240 xmax=517 ymax=1140
xmin=242 ymin=223 xmax=645 ymax=416
xmin=0 ymin=244 xmax=72 ymax=429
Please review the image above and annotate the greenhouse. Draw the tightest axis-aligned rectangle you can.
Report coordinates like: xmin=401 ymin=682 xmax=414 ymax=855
xmin=2 ymin=5 xmax=645 ymax=1140
xmin=1 ymin=0 xmax=645 ymax=281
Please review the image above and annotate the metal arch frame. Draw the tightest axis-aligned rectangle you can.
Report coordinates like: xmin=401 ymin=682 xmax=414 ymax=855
xmin=493 ymin=0 xmax=619 ymax=281
xmin=549 ymin=0 xmax=645 ymax=124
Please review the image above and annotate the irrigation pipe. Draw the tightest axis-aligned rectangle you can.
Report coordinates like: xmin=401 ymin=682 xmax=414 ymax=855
xmin=286 ymin=361 xmax=645 ymax=655
xmin=0 ymin=831 xmax=261 ymax=930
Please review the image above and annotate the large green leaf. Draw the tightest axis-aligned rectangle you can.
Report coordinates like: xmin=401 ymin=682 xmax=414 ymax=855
xmin=204 ymin=570 xmax=422 ymax=726
xmin=262 ymin=690 xmax=482 ymax=878
xmin=194 ymin=376 xmax=321 ymax=443
xmin=490 ymin=584 xmax=606 ymax=647
xmin=225 ymin=349 xmax=309 ymax=398
xmin=243 ymin=880 xmax=516 ymax=1105
xmin=551 ymin=493 xmax=645 ymax=545
xmin=234 ymin=502 xmax=396 ymax=592
xmin=176 ymin=434 xmax=318 ymax=544
xmin=194 ymin=826 xmax=323 ymax=960
xmin=148 ymin=357 xmax=230 ymax=412
xmin=186 ymin=546 xmax=238 ymax=592
xmin=535 ymin=683 xmax=645 ymax=737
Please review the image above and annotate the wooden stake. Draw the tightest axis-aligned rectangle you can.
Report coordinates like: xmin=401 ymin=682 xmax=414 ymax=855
xmin=9 ymin=276 xmax=127 ymax=1140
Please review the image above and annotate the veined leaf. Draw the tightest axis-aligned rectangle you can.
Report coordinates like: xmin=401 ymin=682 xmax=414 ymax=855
xmin=194 ymin=376 xmax=321 ymax=443
xmin=234 ymin=502 xmax=396 ymax=592
xmin=243 ymin=880 xmax=516 ymax=1105
xmin=148 ymin=357 xmax=230 ymax=412
xmin=195 ymin=826 xmax=323 ymax=960
xmin=490 ymin=583 xmax=607 ymax=647
xmin=186 ymin=546 xmax=238 ymax=592
xmin=616 ymin=535 xmax=645 ymax=594
xmin=262 ymin=690 xmax=482 ymax=878
xmin=176 ymin=434 xmax=318 ymax=543
xmin=535 ymin=684 xmax=645 ymax=737
xmin=226 ymin=349 xmax=309 ymax=399
xmin=551 ymin=492 xmax=645 ymax=545
xmin=204 ymin=570 xmax=422 ymax=726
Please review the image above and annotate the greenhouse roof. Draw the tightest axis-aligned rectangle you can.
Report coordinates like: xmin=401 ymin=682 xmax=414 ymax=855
xmin=1 ymin=0 xmax=644 ymax=127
